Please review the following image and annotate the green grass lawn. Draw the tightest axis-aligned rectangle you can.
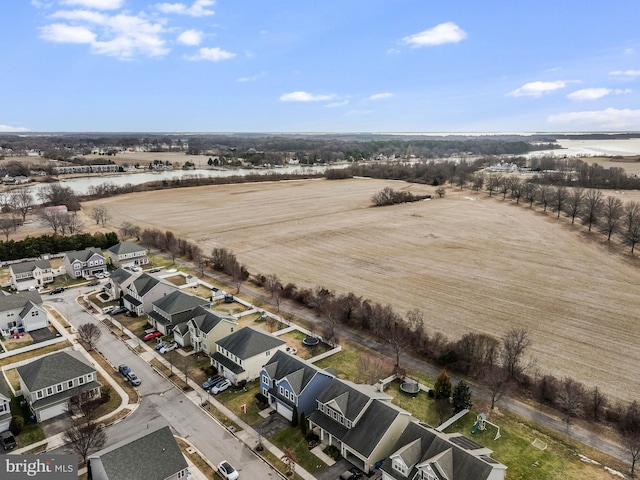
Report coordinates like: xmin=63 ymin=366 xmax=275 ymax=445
xmin=270 ymin=426 xmax=327 ymax=476
xmin=214 ymin=381 xmax=263 ymax=425
xmin=10 ymin=396 xmax=45 ymax=447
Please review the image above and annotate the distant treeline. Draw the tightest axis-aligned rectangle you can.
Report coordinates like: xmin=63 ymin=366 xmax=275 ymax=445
xmin=0 ymin=232 xmax=118 ymax=262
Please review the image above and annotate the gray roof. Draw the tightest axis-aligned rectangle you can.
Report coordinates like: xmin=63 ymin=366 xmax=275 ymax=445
xmin=89 ymin=423 xmax=187 ymax=480
xmin=18 ymin=351 xmax=96 ymax=392
xmin=309 ymin=388 xmax=407 ymax=458
xmin=188 ymin=305 xmax=236 ymax=334
xmin=315 ymin=378 xmax=372 ymax=421
xmin=110 ymin=267 xmax=133 ymax=285
xmin=152 ymin=290 xmax=208 ymax=316
xmin=65 ymin=247 xmax=104 ymax=263
xmin=131 ymin=273 xmax=164 ymax=297
xmin=216 ymin=327 xmax=285 ymax=360
xmin=107 ymin=241 xmax=147 ymax=256
xmin=0 ymin=291 xmax=43 ymax=312
xmin=380 ymin=422 xmax=505 ymax=480
xmin=0 ymin=378 xmax=10 ymax=401
xmin=10 ymin=259 xmax=51 ymax=274
xmin=211 ymin=351 xmax=245 ymax=374
xmin=263 ymin=350 xmax=333 ymax=395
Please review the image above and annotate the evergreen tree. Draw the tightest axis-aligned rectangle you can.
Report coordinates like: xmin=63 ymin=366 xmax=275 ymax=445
xmin=433 ymin=368 xmax=452 ymax=400
xmin=452 ymin=380 xmax=473 ymax=412
xmin=300 ymin=411 xmax=307 ymax=436
xmin=291 ymin=405 xmax=298 ymax=427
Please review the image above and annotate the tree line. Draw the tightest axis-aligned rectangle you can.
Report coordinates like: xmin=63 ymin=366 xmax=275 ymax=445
xmin=0 ymin=231 xmax=118 ymax=262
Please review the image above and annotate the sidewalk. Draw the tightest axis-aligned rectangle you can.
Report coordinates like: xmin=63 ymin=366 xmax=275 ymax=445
xmin=104 ymin=306 xmax=318 ymax=480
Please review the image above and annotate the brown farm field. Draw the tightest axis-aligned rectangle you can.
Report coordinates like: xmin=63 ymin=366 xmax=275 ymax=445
xmin=85 ymin=178 xmax=640 ymax=403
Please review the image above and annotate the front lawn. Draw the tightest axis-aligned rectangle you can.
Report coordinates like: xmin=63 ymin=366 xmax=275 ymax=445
xmin=213 ymin=381 xmax=263 ymax=425
xmin=270 ymin=426 xmax=327 ymax=476
xmin=10 ymin=396 xmax=45 ymax=447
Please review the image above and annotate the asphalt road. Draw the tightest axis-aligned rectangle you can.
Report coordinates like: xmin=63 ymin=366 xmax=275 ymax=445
xmin=46 ymin=288 xmax=279 ymax=479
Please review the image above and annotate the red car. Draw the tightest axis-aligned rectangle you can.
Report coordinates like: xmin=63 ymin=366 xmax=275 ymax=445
xmin=143 ymin=331 xmax=162 ymax=341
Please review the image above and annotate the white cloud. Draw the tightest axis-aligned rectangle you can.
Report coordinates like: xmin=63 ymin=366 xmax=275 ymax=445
xmin=236 ymin=72 xmax=265 ymax=82
xmin=40 ymin=23 xmax=96 ymax=43
xmin=567 ymin=88 xmax=631 ymax=101
xmin=177 ymin=29 xmax=203 ymax=45
xmin=367 ymin=92 xmax=394 ymax=101
xmin=187 ymin=46 xmax=235 ymax=61
xmin=609 ymin=70 xmax=640 ymax=78
xmin=0 ymin=124 xmax=30 ymax=132
xmin=60 ymin=0 xmax=124 ymax=9
xmin=625 ymin=48 xmax=634 ymax=55
xmin=548 ymin=108 xmax=640 ymax=129
xmin=51 ymin=9 xmax=108 ymax=23
xmin=400 ymin=22 xmax=467 ymax=48
xmin=155 ymin=0 xmax=215 ymax=17
xmin=279 ymin=91 xmax=336 ymax=102
xmin=325 ymin=100 xmax=349 ymax=108
xmin=507 ymin=80 xmax=568 ymax=97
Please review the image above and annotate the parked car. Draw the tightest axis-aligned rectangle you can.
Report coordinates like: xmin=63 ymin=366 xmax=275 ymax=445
xmin=159 ymin=342 xmax=178 ymax=354
xmin=49 ymin=287 xmax=65 ymax=295
xmin=118 ymin=364 xmax=131 ymax=376
xmin=143 ymin=331 xmax=162 ymax=341
xmin=126 ymin=371 xmax=141 ymax=386
xmin=148 ymin=267 xmax=161 ymax=273
xmin=203 ymin=375 xmax=224 ymax=390
xmin=130 ymin=265 xmax=142 ymax=272
xmin=155 ymin=340 xmax=169 ymax=351
xmin=111 ymin=306 xmax=127 ymax=315
xmin=103 ymin=271 xmax=110 ymax=277
xmin=217 ymin=461 xmax=239 ymax=480
xmin=0 ymin=430 xmax=17 ymax=451
xmin=210 ymin=379 xmax=231 ymax=394
xmin=95 ymin=272 xmax=105 ymax=279
xmin=87 ymin=279 xmax=100 ymax=287
xmin=102 ymin=306 xmax=117 ymax=314
xmin=339 ymin=467 xmax=363 ymax=480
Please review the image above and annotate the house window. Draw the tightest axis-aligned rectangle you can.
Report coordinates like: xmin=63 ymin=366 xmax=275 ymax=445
xmin=7 ymin=321 xmax=16 ymax=329
xmin=87 ymin=373 xmax=93 ymax=381
xmin=265 ymin=350 xmax=270 ymax=356
xmin=279 ymin=386 xmax=284 ymax=395
xmin=79 ymin=377 xmax=85 ymax=385
xmin=263 ymin=388 xmax=268 ymax=396
xmin=392 ymin=459 xmax=407 ymax=475
xmin=47 ymin=387 xmax=53 ymax=396
xmin=0 ymin=403 xmax=6 ymax=413
xmin=31 ymin=311 xmax=39 ymax=316
xmin=68 ymin=380 xmax=73 ymax=388
xmin=57 ymin=384 xmax=63 ymax=392
xmin=37 ymin=391 xmax=43 ymax=399
xmin=177 ymin=470 xmax=186 ymax=479
xmin=261 ymin=375 xmax=268 ymax=385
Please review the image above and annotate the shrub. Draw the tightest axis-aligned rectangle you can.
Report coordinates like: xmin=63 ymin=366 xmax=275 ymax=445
xmin=9 ymin=415 xmax=24 ymax=435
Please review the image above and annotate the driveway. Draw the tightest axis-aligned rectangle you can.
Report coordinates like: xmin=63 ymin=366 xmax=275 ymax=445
xmin=30 ymin=327 xmax=57 ymax=343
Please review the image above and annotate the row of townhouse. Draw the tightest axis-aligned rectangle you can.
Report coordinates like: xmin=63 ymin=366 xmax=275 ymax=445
xmin=258 ymin=350 xmax=507 ymax=479
xmin=53 ymin=164 xmax=119 ymax=174
xmin=7 ymin=241 xmax=149 ymax=291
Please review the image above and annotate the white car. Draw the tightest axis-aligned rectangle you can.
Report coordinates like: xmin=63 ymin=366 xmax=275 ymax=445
xmin=159 ymin=342 xmax=178 ymax=354
xmin=210 ymin=379 xmax=231 ymax=394
xmin=217 ymin=461 xmax=239 ymax=480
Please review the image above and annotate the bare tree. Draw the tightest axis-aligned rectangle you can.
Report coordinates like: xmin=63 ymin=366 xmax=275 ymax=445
xmin=588 ymin=386 xmax=607 ymax=422
xmin=502 ymin=327 xmax=532 ymax=380
xmin=582 ymin=189 xmax=603 ymax=231
xmin=483 ymin=367 xmax=510 ymax=410
xmin=355 ymin=354 xmax=387 ymax=384
xmin=556 ymin=377 xmax=585 ymax=428
xmin=62 ymin=211 xmax=82 ymax=234
xmin=38 ymin=207 xmax=65 ymax=234
xmin=565 ymin=188 xmax=584 ymax=224
xmin=552 ymin=185 xmax=569 ymax=218
xmin=120 ymin=221 xmax=141 ymax=240
xmin=523 ymin=182 xmax=538 ymax=207
xmin=486 ymin=175 xmax=501 ymax=197
xmin=63 ymin=390 xmax=106 ymax=463
xmin=10 ymin=188 xmax=34 ymax=222
xmin=265 ymin=274 xmax=281 ymax=298
xmin=626 ymin=201 xmax=640 ymax=232
xmin=91 ymin=206 xmax=110 ymax=227
xmin=388 ymin=321 xmax=410 ymax=370
xmin=510 ymin=179 xmax=523 ymax=204
xmin=538 ymin=184 xmax=551 ymax=212
xmin=624 ymin=431 xmax=640 ymax=479
xmin=435 ymin=187 xmax=446 ymax=198
xmin=164 ymin=231 xmax=179 ymax=262
xmin=627 ymin=217 xmax=640 ymax=253
xmin=0 ymin=217 xmax=16 ymax=241
xmin=77 ymin=323 xmax=102 ymax=351
xmin=281 ymin=447 xmax=297 ymax=477
xmin=601 ymin=196 xmax=624 ymax=241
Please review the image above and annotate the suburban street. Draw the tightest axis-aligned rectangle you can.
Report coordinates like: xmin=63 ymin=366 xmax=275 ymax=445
xmin=45 ymin=288 xmax=280 ymax=479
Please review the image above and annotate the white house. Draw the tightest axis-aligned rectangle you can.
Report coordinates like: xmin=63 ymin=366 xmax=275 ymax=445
xmin=17 ymin=351 xmax=100 ymax=422
xmin=174 ymin=305 xmax=236 ymax=352
xmin=106 ymin=241 xmax=149 ymax=269
xmin=122 ymin=273 xmax=176 ymax=316
xmin=210 ymin=327 xmax=287 ymax=385
xmin=0 ymin=380 xmax=11 ymax=432
xmin=0 ymin=291 xmax=48 ymax=335
xmin=9 ymin=260 xmax=54 ymax=291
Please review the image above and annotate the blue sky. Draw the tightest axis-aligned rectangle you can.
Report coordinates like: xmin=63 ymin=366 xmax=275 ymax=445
xmin=1 ymin=0 xmax=640 ymax=133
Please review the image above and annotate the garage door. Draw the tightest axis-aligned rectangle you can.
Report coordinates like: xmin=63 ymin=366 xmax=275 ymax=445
xmin=276 ymin=402 xmax=293 ymax=421
xmin=38 ymin=402 xmax=68 ymax=422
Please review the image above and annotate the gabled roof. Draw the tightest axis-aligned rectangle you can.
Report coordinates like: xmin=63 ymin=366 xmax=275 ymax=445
xmin=89 ymin=423 xmax=187 ymax=480
xmin=107 ymin=241 xmax=147 ymax=256
xmin=152 ymin=290 xmax=208 ymax=316
xmin=110 ymin=267 xmax=133 ymax=285
xmin=0 ymin=291 xmax=43 ymax=312
xmin=315 ymin=378 xmax=373 ymax=421
xmin=18 ymin=351 xmax=95 ymax=392
xmin=263 ymin=350 xmax=333 ymax=395
xmin=216 ymin=327 xmax=286 ymax=360
xmin=10 ymin=259 xmax=51 ymax=274
xmin=19 ymin=300 xmax=43 ymax=319
xmin=64 ymin=247 xmax=104 ymax=263
xmin=130 ymin=273 xmax=171 ymax=297
xmin=188 ymin=305 xmax=236 ymax=334
xmin=381 ymin=422 xmax=506 ymax=480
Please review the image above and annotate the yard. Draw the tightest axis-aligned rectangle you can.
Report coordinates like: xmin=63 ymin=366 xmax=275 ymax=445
xmin=270 ymin=426 xmax=327 ymax=476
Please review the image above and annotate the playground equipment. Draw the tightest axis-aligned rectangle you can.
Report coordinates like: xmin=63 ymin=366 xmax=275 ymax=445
xmin=471 ymin=413 xmax=502 ymax=440
xmin=471 ymin=413 xmax=486 ymax=434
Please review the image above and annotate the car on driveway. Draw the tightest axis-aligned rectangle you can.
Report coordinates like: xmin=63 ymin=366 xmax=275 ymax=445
xmin=210 ymin=379 xmax=231 ymax=394
xmin=87 ymin=279 xmax=100 ymax=287
xmin=111 ymin=306 xmax=127 ymax=315
xmin=0 ymin=430 xmax=17 ymax=451
xmin=148 ymin=267 xmax=161 ymax=273
xmin=159 ymin=342 xmax=178 ymax=354
xmin=126 ymin=371 xmax=141 ymax=386
xmin=155 ymin=340 xmax=169 ymax=351
xmin=49 ymin=287 xmax=65 ymax=295
xmin=217 ymin=461 xmax=239 ymax=480
xmin=339 ymin=467 xmax=363 ymax=480
xmin=143 ymin=331 xmax=162 ymax=341
xmin=203 ymin=375 xmax=224 ymax=390
xmin=118 ymin=364 xmax=131 ymax=376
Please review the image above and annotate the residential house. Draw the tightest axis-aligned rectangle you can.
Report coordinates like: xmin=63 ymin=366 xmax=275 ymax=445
xmin=147 ymin=290 xmax=209 ymax=335
xmin=307 ymin=378 xmax=412 ymax=473
xmin=260 ymin=350 xmax=334 ymax=421
xmin=173 ymin=305 xmax=236 ymax=351
xmin=103 ymin=267 xmax=135 ymax=301
xmin=0 ymin=291 xmax=48 ymax=335
xmin=63 ymin=247 xmax=107 ymax=279
xmin=17 ymin=351 xmax=100 ymax=422
xmin=211 ymin=327 xmax=287 ymax=385
xmin=380 ymin=421 xmax=507 ymax=480
xmin=123 ymin=273 xmax=177 ymax=316
xmin=9 ymin=259 xmax=54 ymax=291
xmin=0 ymin=380 xmax=11 ymax=432
xmin=107 ymin=241 xmax=149 ymax=269
xmin=88 ymin=423 xmax=188 ymax=480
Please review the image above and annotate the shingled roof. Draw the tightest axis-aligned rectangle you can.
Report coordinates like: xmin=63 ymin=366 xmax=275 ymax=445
xmin=107 ymin=241 xmax=147 ymax=256
xmin=9 ymin=259 xmax=51 ymax=274
xmin=263 ymin=350 xmax=333 ymax=395
xmin=216 ymin=327 xmax=285 ymax=360
xmin=18 ymin=351 xmax=96 ymax=391
xmin=0 ymin=291 xmax=43 ymax=312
